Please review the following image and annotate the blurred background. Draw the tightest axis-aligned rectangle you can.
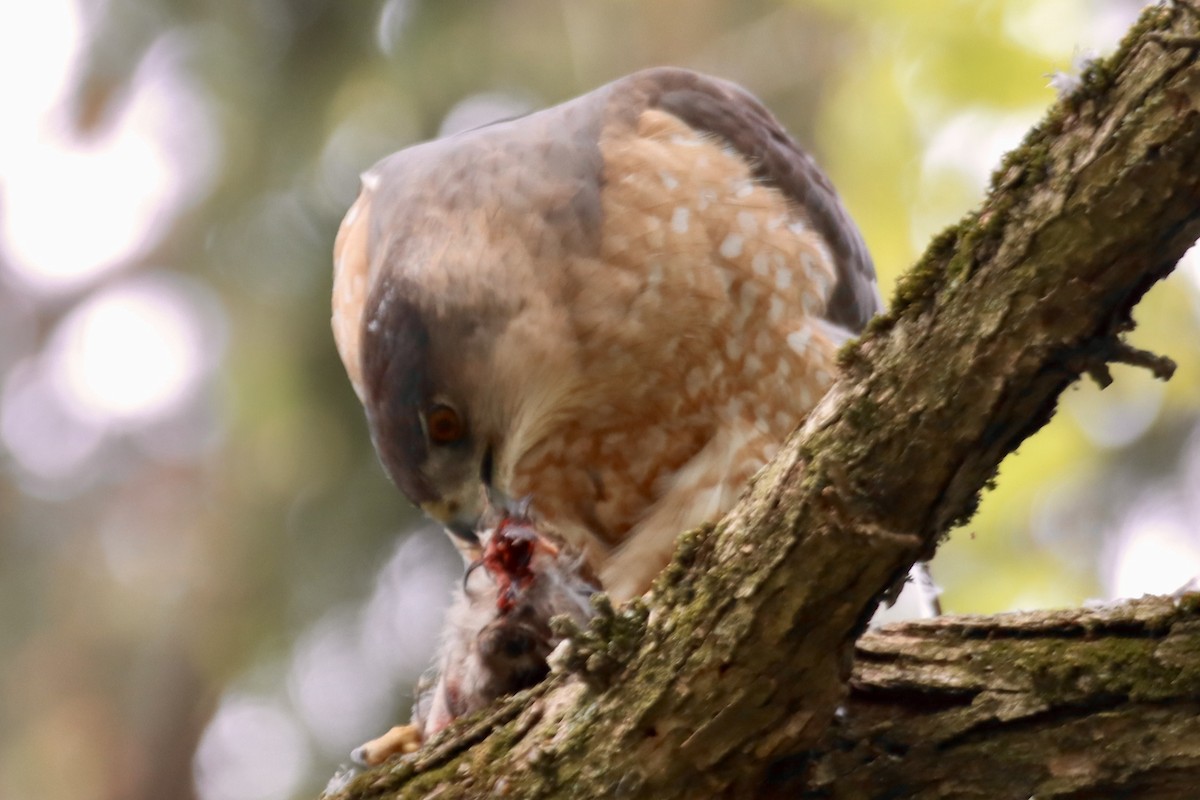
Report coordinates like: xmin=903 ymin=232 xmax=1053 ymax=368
xmin=1 ymin=0 xmax=1197 ymax=798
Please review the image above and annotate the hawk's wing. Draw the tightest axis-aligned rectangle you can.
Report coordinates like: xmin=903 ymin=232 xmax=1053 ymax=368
xmin=632 ymin=69 xmax=881 ymax=332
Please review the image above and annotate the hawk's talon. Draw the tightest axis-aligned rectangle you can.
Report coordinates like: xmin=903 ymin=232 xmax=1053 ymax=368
xmin=352 ymin=724 xmax=423 ymax=767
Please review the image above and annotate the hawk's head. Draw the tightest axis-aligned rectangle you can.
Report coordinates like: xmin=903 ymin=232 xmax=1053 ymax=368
xmin=357 ymin=283 xmax=494 ymax=544
xmin=331 ymin=117 xmax=601 ymax=546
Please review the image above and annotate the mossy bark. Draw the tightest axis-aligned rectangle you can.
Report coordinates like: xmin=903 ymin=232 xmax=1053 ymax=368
xmin=793 ymin=596 xmax=1200 ymax=798
xmin=328 ymin=4 xmax=1200 ymax=798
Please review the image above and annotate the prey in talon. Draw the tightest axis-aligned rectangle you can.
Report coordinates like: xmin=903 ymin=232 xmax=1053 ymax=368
xmin=353 ymin=511 xmax=597 ymax=766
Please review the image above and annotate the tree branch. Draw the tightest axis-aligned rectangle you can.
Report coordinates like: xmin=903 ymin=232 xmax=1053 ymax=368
xmin=788 ymin=595 xmax=1200 ymax=798
xmin=329 ymin=4 xmax=1200 ymax=798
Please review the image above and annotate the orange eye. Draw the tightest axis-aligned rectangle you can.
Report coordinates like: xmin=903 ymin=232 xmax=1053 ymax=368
xmin=426 ymin=404 xmax=466 ymax=445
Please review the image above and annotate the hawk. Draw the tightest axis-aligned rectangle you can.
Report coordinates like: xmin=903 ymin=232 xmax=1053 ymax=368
xmin=332 ymin=66 xmax=878 ymax=603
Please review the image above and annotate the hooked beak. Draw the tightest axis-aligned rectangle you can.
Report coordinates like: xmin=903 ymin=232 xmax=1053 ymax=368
xmin=420 ymin=483 xmax=534 ymax=548
xmin=420 ymin=498 xmax=481 ymax=546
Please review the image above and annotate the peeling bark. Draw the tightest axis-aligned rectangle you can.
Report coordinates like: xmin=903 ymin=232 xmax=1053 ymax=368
xmin=791 ymin=596 xmax=1200 ymax=798
xmin=328 ymin=4 xmax=1200 ymax=799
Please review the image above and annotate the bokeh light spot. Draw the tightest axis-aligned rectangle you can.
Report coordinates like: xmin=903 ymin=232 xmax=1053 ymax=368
xmin=193 ymin=695 xmax=310 ymax=800
xmin=45 ymin=274 xmax=223 ymax=427
xmin=287 ymin=609 xmax=394 ymax=757
xmin=0 ymin=11 xmax=218 ymax=294
xmin=1 ymin=358 xmax=103 ymax=482
xmin=1109 ymin=502 xmax=1200 ymax=599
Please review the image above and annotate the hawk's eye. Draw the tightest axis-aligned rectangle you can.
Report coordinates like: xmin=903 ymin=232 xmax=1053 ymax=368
xmin=426 ymin=404 xmax=467 ymax=445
